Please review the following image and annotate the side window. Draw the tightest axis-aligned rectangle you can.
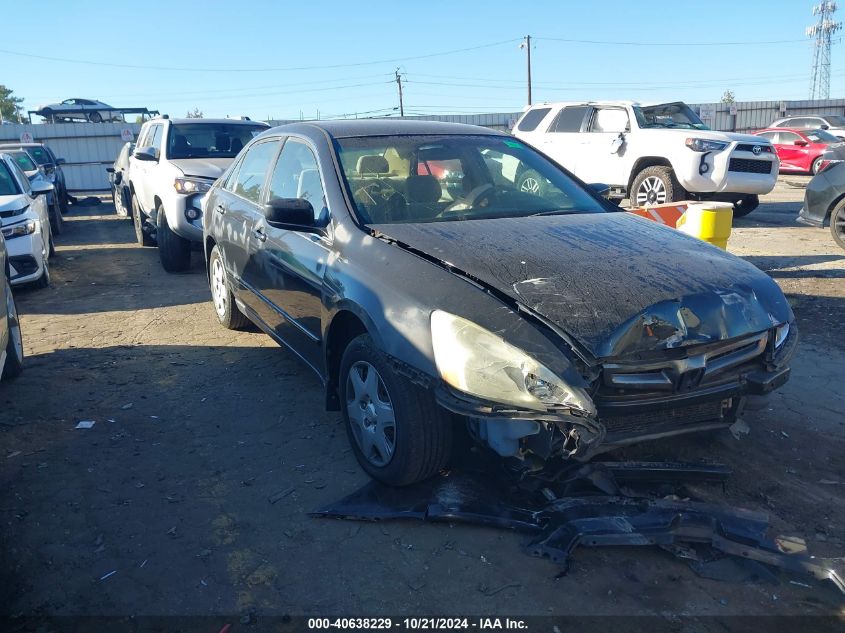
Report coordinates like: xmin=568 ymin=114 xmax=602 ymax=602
xmin=516 ymin=107 xmax=552 ymax=132
xmin=778 ymin=131 xmax=801 ymax=144
xmin=149 ymin=125 xmax=163 ymax=154
xmin=775 ymin=120 xmax=791 ymax=128
xmin=588 ymin=107 xmax=629 ymax=133
xmin=548 ymin=106 xmax=588 ymax=133
xmin=268 ymin=138 xmax=328 ymax=223
xmin=233 ymin=140 xmax=279 ymax=204
xmin=221 ymin=154 xmax=245 ymax=192
xmin=756 ymin=132 xmax=776 ymax=142
xmin=136 ymin=126 xmax=150 ymax=148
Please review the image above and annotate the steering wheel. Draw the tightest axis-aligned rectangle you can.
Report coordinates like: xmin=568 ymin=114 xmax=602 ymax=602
xmin=441 ymin=183 xmax=495 ymax=215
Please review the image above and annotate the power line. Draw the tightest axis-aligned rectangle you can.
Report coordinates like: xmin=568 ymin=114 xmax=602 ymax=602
xmin=0 ymin=38 xmax=521 ymax=73
xmin=534 ymin=36 xmax=811 ymax=46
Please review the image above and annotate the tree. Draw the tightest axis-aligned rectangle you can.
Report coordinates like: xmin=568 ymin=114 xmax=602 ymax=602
xmin=720 ymin=89 xmax=736 ymax=104
xmin=0 ymin=85 xmax=24 ymax=122
xmin=185 ymin=108 xmax=203 ymax=118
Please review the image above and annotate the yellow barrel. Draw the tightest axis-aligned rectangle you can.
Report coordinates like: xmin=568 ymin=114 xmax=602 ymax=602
xmin=675 ymin=202 xmax=734 ymax=249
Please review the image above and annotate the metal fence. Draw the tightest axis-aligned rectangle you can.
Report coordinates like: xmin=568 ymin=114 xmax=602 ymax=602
xmin=0 ymin=121 xmax=141 ymax=191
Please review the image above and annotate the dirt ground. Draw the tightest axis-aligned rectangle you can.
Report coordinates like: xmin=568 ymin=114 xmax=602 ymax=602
xmin=1 ymin=178 xmax=844 ymax=625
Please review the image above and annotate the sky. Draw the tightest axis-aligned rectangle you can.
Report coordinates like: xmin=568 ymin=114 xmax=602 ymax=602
xmin=1 ymin=0 xmax=842 ymax=122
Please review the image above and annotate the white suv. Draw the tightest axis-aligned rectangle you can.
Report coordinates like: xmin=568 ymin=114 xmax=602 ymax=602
xmin=128 ymin=117 xmax=269 ymax=272
xmin=513 ymin=101 xmax=778 ymax=216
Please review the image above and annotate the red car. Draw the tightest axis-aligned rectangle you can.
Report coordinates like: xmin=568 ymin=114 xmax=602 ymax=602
xmin=754 ymin=127 xmax=842 ymax=174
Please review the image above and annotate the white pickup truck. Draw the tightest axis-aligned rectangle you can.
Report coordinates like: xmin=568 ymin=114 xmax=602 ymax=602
xmin=512 ymin=101 xmax=778 ymax=216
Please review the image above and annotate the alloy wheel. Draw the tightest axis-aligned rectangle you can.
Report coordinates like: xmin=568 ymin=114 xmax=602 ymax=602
xmin=520 ymin=177 xmax=540 ymax=194
xmin=346 ymin=361 xmax=396 ymax=467
xmin=636 ymin=176 xmax=667 ymax=205
xmin=210 ymin=257 xmax=228 ymax=319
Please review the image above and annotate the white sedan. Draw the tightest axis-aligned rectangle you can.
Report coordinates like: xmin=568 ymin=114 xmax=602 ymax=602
xmin=0 ymin=153 xmax=54 ymax=287
xmin=35 ymin=98 xmax=123 ymax=123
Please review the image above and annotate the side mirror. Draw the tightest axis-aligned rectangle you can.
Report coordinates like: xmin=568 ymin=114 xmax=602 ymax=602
xmin=794 ymin=140 xmax=809 ymax=147
xmin=820 ymin=124 xmax=830 ymax=130
xmin=133 ymin=147 xmax=158 ymax=162
xmin=31 ymin=179 xmax=54 ymax=196
xmin=105 ymin=167 xmax=115 ymax=173
xmin=587 ymin=183 xmax=611 ymax=199
xmin=55 ymin=158 xmax=66 ymax=165
xmin=262 ymin=197 xmax=316 ymax=230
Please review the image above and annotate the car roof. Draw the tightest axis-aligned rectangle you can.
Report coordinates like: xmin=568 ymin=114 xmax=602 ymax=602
xmin=259 ymin=119 xmax=502 ymax=140
xmin=151 ymin=117 xmax=270 ymax=126
xmin=0 ymin=143 xmax=47 ymax=148
xmin=756 ymin=127 xmax=808 ymax=134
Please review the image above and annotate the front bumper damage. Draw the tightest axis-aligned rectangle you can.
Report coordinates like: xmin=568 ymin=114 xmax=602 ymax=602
xmin=314 ymin=461 xmax=845 ymax=595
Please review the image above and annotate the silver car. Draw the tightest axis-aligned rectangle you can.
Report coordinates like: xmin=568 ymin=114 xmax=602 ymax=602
xmin=34 ymin=98 xmax=123 ymax=123
xmin=0 ymin=231 xmax=23 ymax=380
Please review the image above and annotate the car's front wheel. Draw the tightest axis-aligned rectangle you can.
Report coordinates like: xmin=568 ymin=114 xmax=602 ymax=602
xmin=32 ymin=255 xmax=50 ymax=289
xmin=157 ymin=208 xmax=191 ymax=272
xmin=732 ymin=194 xmax=759 ymax=218
xmin=812 ymin=156 xmax=824 ymax=175
xmin=2 ymin=281 xmax=23 ymax=379
xmin=208 ymin=245 xmax=249 ymax=329
xmin=830 ymin=198 xmax=845 ymax=250
xmin=631 ymin=166 xmax=685 ymax=206
xmin=340 ymin=334 xmax=453 ymax=486
xmin=89 ymin=112 xmax=102 ymax=123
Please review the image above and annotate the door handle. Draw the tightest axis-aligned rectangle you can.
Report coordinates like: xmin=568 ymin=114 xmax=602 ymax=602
xmin=253 ymin=227 xmax=267 ymax=242
xmin=215 ymin=203 xmax=226 ymax=215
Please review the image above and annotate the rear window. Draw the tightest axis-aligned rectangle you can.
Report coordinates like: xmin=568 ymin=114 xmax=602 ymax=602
xmin=517 ymin=108 xmax=551 ymax=132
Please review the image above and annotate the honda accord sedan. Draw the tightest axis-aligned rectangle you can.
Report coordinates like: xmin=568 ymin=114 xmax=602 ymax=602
xmin=203 ymin=120 xmax=796 ymax=486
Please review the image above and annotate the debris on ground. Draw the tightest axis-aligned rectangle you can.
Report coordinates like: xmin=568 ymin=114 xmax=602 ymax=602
xmin=729 ymin=419 xmax=750 ymax=440
xmin=268 ymin=487 xmax=295 ymax=504
xmin=75 ymin=420 xmax=96 ymax=429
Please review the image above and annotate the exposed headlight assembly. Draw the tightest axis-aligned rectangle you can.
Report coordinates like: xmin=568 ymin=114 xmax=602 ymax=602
xmin=774 ymin=322 xmax=790 ymax=348
xmin=174 ymin=177 xmax=212 ymax=194
xmin=430 ymin=310 xmax=595 ymax=414
xmin=685 ymin=138 xmax=729 ymax=152
xmin=2 ymin=220 xmax=37 ymax=240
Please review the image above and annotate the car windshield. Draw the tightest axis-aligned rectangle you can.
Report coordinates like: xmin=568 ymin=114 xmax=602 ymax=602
xmin=824 ymin=115 xmax=845 ymax=127
xmin=10 ymin=151 xmax=37 ymax=171
xmin=335 ymin=134 xmax=606 ymax=225
xmin=167 ymin=123 xmax=267 ymax=159
xmin=0 ymin=162 xmax=20 ymax=195
xmin=634 ymin=102 xmax=709 ymax=130
xmin=807 ymin=129 xmax=841 ymax=144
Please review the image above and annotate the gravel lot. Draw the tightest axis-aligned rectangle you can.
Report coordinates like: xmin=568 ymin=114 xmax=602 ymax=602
xmin=1 ymin=177 xmax=844 ymax=624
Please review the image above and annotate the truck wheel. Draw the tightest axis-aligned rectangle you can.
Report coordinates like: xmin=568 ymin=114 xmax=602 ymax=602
xmin=340 ymin=334 xmax=453 ymax=486
xmin=516 ymin=169 xmax=549 ymax=196
xmin=132 ymin=195 xmax=156 ymax=247
xmin=2 ymin=281 xmax=23 ymax=380
xmin=631 ymin=166 xmax=685 ymax=206
xmin=830 ymin=198 xmax=845 ymax=250
xmin=157 ymin=207 xmax=191 ymax=272
xmin=812 ymin=156 xmax=824 ymax=175
xmin=208 ymin=245 xmax=249 ymax=330
xmin=732 ymin=195 xmax=759 ymax=218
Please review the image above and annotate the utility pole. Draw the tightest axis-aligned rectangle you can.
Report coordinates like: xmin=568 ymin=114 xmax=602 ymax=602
xmin=395 ymin=68 xmax=405 ymax=117
xmin=520 ymin=35 xmax=533 ymax=106
xmin=807 ymin=2 xmax=841 ymax=99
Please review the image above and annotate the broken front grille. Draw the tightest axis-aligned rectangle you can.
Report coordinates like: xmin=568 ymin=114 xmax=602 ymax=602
xmin=729 ymin=158 xmax=774 ymax=174
xmin=601 ymin=400 xmax=726 ymax=437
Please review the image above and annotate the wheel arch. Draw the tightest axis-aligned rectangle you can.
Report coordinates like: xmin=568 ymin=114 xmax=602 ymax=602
xmin=628 ymin=156 xmax=674 ymax=192
xmin=323 ymin=307 xmax=378 ymax=411
xmin=826 ymin=192 xmax=845 ymax=226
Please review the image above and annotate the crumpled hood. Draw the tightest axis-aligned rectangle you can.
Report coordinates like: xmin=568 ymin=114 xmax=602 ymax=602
xmin=372 ymin=213 xmax=793 ymax=359
xmin=168 ymin=158 xmax=233 ymax=179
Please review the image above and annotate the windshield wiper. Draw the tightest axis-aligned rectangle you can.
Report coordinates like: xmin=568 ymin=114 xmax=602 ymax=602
xmin=528 ymin=209 xmax=581 ymax=217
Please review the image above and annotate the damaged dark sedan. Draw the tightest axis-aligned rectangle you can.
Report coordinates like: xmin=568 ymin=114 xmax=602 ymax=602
xmin=203 ymin=120 xmax=797 ymax=486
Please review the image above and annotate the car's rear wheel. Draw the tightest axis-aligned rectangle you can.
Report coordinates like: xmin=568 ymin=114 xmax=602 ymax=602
xmin=58 ymin=187 xmax=69 ymax=214
xmin=830 ymin=198 xmax=845 ymax=250
xmin=157 ymin=207 xmax=191 ymax=272
xmin=49 ymin=198 xmax=63 ymax=235
xmin=340 ymin=334 xmax=453 ymax=486
xmin=132 ymin=195 xmax=156 ymax=247
xmin=732 ymin=194 xmax=759 ymax=218
xmin=2 ymin=281 xmax=23 ymax=380
xmin=631 ymin=166 xmax=685 ymax=206
xmin=89 ymin=112 xmax=102 ymax=123
xmin=812 ymin=156 xmax=824 ymax=175
xmin=209 ymin=245 xmax=249 ymax=329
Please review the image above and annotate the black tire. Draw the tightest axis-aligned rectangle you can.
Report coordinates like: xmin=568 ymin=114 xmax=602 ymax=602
xmin=48 ymin=233 xmax=56 ymax=257
xmin=732 ymin=194 xmax=759 ymax=218
xmin=58 ymin=187 xmax=69 ymax=214
xmin=114 ymin=186 xmax=130 ymax=218
xmin=208 ymin=245 xmax=249 ymax=330
xmin=630 ymin=166 xmax=686 ymax=206
xmin=132 ymin=195 xmax=156 ymax=247
xmin=32 ymin=257 xmax=50 ymax=289
xmin=48 ymin=199 xmax=63 ymax=235
xmin=157 ymin=208 xmax=191 ymax=272
xmin=89 ymin=112 xmax=103 ymax=123
xmin=811 ymin=156 xmax=824 ymax=175
xmin=340 ymin=334 xmax=453 ymax=486
xmin=2 ymin=281 xmax=23 ymax=380
xmin=516 ymin=169 xmax=549 ymax=196
xmin=830 ymin=198 xmax=845 ymax=250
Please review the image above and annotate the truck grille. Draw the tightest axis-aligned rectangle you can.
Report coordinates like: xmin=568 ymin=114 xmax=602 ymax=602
xmin=735 ymin=143 xmax=773 ymax=153
xmin=729 ymin=158 xmax=774 ymax=174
